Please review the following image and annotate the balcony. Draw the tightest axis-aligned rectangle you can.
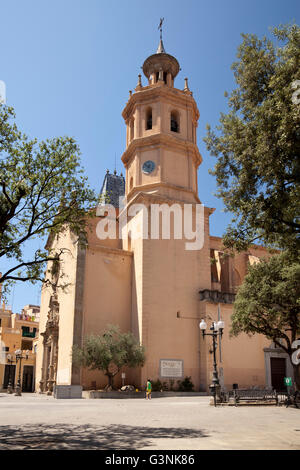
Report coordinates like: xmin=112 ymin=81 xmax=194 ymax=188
xmin=22 ymin=330 xmax=36 ymax=338
xmin=199 ymin=289 xmax=236 ymax=304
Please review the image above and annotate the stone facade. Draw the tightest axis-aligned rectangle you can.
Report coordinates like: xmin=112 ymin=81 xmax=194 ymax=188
xmin=35 ymin=39 xmax=290 ymax=394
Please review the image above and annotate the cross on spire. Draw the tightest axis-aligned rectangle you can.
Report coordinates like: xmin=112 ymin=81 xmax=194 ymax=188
xmin=158 ymin=18 xmax=164 ymax=41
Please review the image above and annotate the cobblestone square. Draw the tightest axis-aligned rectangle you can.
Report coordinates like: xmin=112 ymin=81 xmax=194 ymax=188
xmin=0 ymin=393 xmax=299 ymax=450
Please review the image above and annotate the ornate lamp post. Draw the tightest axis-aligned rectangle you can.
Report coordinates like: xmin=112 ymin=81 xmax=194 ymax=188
xmin=14 ymin=349 xmax=29 ymax=396
xmin=199 ymin=319 xmax=225 ymax=406
xmin=6 ymin=353 xmax=15 ymax=394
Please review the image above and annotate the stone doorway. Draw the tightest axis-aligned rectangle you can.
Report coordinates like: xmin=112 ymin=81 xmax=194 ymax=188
xmin=39 ymin=293 xmax=59 ymax=395
xmin=264 ymin=344 xmax=293 ymax=391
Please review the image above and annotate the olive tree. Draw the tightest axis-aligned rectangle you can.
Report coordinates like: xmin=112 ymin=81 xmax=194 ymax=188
xmin=72 ymin=325 xmax=146 ymax=389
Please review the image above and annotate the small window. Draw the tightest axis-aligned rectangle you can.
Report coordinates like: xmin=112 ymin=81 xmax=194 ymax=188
xmin=146 ymin=108 xmax=152 ymax=130
xmin=170 ymin=111 xmax=179 ymax=133
xmin=210 ymin=249 xmax=219 ymax=283
xmin=130 ymin=177 xmax=134 ymax=191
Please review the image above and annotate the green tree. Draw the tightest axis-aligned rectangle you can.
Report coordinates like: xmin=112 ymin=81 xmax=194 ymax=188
xmin=72 ymin=325 xmax=146 ymax=389
xmin=0 ymin=104 xmax=97 ymax=295
xmin=231 ymin=251 xmax=300 ymax=390
xmin=204 ymin=24 xmax=300 ymax=252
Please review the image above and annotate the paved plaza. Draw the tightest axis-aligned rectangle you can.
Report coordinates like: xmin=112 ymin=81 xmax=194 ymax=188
xmin=0 ymin=393 xmax=299 ymax=450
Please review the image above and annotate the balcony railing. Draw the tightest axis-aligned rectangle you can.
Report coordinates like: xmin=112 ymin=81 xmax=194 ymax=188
xmin=22 ymin=331 xmax=36 ymax=338
xmin=199 ymin=289 xmax=236 ymax=304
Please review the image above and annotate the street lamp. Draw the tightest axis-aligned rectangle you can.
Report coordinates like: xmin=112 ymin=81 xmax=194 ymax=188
xmin=6 ymin=353 xmax=15 ymax=394
xmin=199 ymin=319 xmax=225 ymax=406
xmin=14 ymin=349 xmax=29 ymax=396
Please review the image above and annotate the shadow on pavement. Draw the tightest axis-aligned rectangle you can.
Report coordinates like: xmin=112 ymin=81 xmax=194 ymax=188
xmin=0 ymin=423 xmax=209 ymax=450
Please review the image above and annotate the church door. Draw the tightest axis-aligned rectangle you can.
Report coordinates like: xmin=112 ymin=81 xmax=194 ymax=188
xmin=22 ymin=365 xmax=34 ymax=392
xmin=3 ymin=365 xmax=16 ymax=389
xmin=270 ymin=357 xmax=286 ymax=391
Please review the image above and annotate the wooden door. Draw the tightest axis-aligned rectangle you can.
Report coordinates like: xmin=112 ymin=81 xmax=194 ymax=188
xmin=270 ymin=357 xmax=286 ymax=391
xmin=3 ymin=365 xmax=16 ymax=389
xmin=22 ymin=365 xmax=34 ymax=392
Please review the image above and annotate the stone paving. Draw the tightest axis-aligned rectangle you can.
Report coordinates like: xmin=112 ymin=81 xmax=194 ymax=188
xmin=0 ymin=393 xmax=299 ymax=450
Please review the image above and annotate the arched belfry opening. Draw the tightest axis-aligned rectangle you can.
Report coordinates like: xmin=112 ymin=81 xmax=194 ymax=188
xmin=170 ymin=110 xmax=180 ymax=133
xmin=146 ymin=107 xmax=152 ymax=130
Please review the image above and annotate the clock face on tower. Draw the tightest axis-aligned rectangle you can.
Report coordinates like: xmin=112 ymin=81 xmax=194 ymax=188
xmin=142 ymin=160 xmax=156 ymax=174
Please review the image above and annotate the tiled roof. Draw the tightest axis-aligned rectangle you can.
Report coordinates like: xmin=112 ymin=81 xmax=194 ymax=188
xmin=99 ymin=170 xmax=125 ymax=208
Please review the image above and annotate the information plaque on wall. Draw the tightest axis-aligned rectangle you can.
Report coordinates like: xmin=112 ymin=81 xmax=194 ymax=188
xmin=160 ymin=359 xmax=183 ymax=378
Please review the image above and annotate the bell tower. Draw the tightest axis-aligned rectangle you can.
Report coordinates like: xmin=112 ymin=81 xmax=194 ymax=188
xmin=119 ymin=29 xmax=212 ymax=391
xmin=121 ymin=34 xmax=202 ymax=204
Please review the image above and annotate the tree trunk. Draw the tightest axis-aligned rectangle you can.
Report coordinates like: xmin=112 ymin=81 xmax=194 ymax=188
xmin=106 ymin=366 xmax=120 ymax=390
xmin=106 ymin=373 xmax=114 ymax=389
xmin=106 ymin=371 xmax=119 ymax=389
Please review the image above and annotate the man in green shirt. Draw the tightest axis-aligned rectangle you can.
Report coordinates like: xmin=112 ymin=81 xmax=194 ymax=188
xmin=146 ymin=379 xmax=152 ymax=400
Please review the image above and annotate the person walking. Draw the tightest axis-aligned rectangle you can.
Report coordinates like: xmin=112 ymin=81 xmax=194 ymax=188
xmin=146 ymin=379 xmax=152 ymax=400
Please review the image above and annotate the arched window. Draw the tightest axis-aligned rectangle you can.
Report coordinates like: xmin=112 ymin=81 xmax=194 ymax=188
xmin=130 ymin=119 xmax=134 ymax=141
xmin=233 ymin=268 xmax=242 ymax=292
xmin=170 ymin=111 xmax=179 ymax=133
xmin=155 ymin=71 xmax=167 ymax=83
xmin=146 ymin=107 xmax=152 ymax=130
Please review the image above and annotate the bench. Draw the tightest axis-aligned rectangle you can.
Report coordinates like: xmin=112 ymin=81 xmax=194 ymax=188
xmin=229 ymin=389 xmax=278 ymax=406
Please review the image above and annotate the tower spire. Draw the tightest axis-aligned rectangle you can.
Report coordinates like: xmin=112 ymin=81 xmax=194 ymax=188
xmin=157 ymin=18 xmax=166 ymax=54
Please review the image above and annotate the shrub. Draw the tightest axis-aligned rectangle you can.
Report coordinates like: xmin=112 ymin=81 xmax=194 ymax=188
xmin=177 ymin=376 xmax=194 ymax=392
xmin=151 ymin=379 xmax=163 ymax=391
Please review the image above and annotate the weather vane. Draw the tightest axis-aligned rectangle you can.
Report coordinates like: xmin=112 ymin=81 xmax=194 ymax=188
xmin=158 ymin=18 xmax=164 ymax=41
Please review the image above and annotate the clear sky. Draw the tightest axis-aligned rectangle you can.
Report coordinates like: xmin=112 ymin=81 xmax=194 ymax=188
xmin=0 ymin=0 xmax=299 ymax=312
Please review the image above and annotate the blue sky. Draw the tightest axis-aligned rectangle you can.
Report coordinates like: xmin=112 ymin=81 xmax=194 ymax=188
xmin=0 ymin=0 xmax=299 ymax=312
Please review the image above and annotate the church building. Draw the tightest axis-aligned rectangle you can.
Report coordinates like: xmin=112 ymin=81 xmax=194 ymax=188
xmin=35 ymin=36 xmax=293 ymax=395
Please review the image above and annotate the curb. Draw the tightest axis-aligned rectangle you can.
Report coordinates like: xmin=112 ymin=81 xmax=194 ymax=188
xmin=82 ymin=391 xmax=208 ymax=399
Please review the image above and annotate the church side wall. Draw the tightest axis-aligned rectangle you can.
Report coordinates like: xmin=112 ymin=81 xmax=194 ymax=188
xmin=205 ymin=237 xmax=274 ymax=390
xmin=201 ymin=303 xmax=269 ymax=390
xmin=80 ymin=245 xmax=132 ymax=390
